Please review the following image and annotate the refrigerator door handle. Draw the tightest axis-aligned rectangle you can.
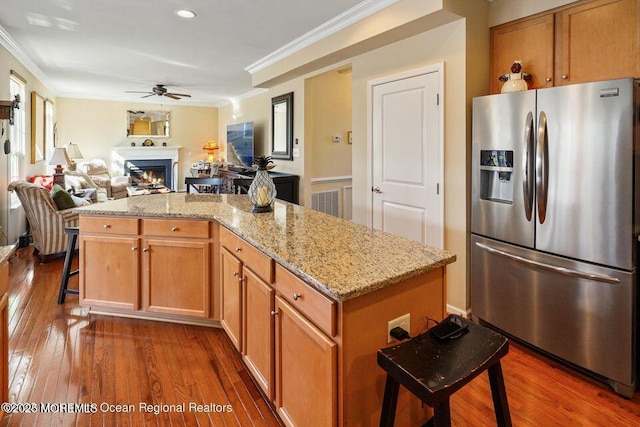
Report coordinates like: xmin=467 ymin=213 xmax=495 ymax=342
xmin=523 ymin=111 xmax=534 ymax=221
xmin=536 ymin=111 xmax=549 ymax=223
xmin=475 ymin=242 xmax=621 ymax=284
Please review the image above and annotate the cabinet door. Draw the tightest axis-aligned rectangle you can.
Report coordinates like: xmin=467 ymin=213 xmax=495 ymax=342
xmin=220 ymin=248 xmax=242 ymax=350
xmin=80 ymin=235 xmax=140 ymax=310
xmin=275 ymin=296 xmax=337 ymax=427
xmin=0 ymin=292 xmax=7 ymax=411
xmin=243 ymin=267 xmax=275 ymax=400
xmin=143 ymin=239 xmax=210 ymax=317
xmin=491 ymin=14 xmax=555 ymax=93
xmin=557 ymin=0 xmax=640 ymax=85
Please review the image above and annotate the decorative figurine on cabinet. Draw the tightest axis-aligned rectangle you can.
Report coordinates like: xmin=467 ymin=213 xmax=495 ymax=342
xmin=499 ymin=61 xmax=531 ymax=93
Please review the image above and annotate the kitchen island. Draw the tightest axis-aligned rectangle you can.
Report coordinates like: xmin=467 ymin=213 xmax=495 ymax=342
xmin=76 ymin=193 xmax=455 ymax=426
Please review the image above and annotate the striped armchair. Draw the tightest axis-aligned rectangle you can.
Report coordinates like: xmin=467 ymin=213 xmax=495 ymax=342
xmin=8 ymin=181 xmax=79 ymax=262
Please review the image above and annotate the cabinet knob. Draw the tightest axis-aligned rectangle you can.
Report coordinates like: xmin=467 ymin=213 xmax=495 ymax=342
xmin=171 ymin=227 xmax=178 ymax=232
xmin=239 ymin=277 xmax=246 ymax=283
xmin=235 ymin=247 xmax=242 ymax=252
xmin=103 ymin=224 xmax=111 ymax=229
xmin=131 ymin=247 xmax=137 ymax=251
xmin=233 ymin=271 xmax=238 ymax=277
xmin=270 ymin=310 xmax=279 ymax=316
xmin=293 ymin=293 xmax=301 ymax=301
xmin=545 ymin=77 xmax=552 ymax=82
xmin=561 ymin=74 xmax=568 ymax=80
xmin=142 ymin=248 xmax=149 ymax=252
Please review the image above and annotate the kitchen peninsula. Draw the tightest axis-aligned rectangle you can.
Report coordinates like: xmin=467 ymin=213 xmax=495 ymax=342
xmin=76 ymin=194 xmax=455 ymax=426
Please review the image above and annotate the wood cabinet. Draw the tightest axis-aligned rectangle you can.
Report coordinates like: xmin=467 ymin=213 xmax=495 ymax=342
xmin=80 ymin=217 xmax=140 ymax=310
xmin=491 ymin=0 xmax=639 ymax=93
xmin=0 ymin=261 xmax=9 ymax=416
xmin=142 ymin=219 xmax=210 ymax=318
xmin=275 ymin=296 xmax=337 ymax=427
xmin=219 ymin=226 xmax=276 ymax=398
xmin=80 ymin=216 xmax=213 ymax=319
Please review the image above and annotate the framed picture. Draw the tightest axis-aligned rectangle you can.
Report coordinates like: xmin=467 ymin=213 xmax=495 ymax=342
xmin=30 ymin=91 xmax=45 ymax=163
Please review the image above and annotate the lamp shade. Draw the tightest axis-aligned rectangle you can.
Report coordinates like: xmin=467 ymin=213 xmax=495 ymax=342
xmin=203 ymin=140 xmax=219 ymax=162
xmin=66 ymin=143 xmax=84 ymax=159
xmin=47 ymin=147 xmax=71 ymax=166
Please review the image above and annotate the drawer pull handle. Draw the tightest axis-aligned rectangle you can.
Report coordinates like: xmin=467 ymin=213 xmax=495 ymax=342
xmin=235 ymin=247 xmax=242 ymax=252
xmin=171 ymin=227 xmax=179 ymax=232
xmin=293 ymin=293 xmax=301 ymax=301
xmin=131 ymin=247 xmax=137 ymax=251
xmin=103 ymin=224 xmax=111 ymax=229
xmin=270 ymin=310 xmax=279 ymax=316
xmin=142 ymin=248 xmax=149 ymax=252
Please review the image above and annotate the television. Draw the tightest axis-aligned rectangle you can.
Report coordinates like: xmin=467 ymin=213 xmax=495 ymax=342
xmin=226 ymin=122 xmax=254 ymax=168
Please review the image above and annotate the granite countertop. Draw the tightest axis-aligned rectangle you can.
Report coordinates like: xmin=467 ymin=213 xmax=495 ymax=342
xmin=75 ymin=194 xmax=456 ymax=301
xmin=0 ymin=244 xmax=16 ymax=265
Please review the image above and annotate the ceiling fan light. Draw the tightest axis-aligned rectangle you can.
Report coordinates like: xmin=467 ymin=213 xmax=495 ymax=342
xmin=176 ymin=9 xmax=196 ymax=19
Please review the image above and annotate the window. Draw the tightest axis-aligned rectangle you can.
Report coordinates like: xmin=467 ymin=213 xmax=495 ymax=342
xmin=45 ymin=99 xmax=54 ymax=157
xmin=9 ymin=74 xmax=26 ymax=209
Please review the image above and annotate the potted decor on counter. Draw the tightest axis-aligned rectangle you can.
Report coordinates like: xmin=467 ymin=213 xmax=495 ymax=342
xmin=248 ymin=156 xmax=277 ymax=212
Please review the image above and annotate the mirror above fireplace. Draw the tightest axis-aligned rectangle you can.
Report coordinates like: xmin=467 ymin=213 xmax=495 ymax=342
xmin=127 ymin=110 xmax=170 ymax=138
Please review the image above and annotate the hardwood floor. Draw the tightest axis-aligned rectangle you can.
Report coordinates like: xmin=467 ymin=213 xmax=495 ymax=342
xmin=2 ymin=246 xmax=640 ymax=426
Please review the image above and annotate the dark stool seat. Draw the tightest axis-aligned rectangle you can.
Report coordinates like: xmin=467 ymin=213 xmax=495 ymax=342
xmin=58 ymin=227 xmax=79 ymax=304
xmin=377 ymin=315 xmax=511 ymax=427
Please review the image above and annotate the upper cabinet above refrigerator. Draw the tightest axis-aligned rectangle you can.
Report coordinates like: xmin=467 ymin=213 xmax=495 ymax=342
xmin=490 ymin=0 xmax=640 ymax=94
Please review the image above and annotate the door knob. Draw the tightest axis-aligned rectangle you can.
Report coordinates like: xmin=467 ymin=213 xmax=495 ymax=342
xmin=372 ymin=186 xmax=382 ymax=193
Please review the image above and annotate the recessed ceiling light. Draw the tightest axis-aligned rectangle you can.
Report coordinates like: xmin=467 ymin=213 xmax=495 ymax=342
xmin=176 ymin=9 xmax=196 ymax=19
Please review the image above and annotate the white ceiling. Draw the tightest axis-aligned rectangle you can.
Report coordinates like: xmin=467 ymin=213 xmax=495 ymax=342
xmin=0 ymin=0 xmax=370 ymax=107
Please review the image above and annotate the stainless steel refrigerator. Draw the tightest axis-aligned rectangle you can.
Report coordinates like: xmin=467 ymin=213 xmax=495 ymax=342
xmin=471 ymin=78 xmax=639 ymax=397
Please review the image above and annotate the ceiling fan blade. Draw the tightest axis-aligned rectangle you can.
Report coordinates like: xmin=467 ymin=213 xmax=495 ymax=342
xmin=167 ymin=93 xmax=191 ymax=98
xmin=164 ymin=94 xmax=180 ymax=100
xmin=140 ymin=94 xmax=155 ymax=98
xmin=125 ymin=91 xmax=153 ymax=94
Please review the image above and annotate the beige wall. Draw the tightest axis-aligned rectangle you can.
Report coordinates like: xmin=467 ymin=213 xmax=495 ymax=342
xmin=56 ymin=98 xmax=218 ymax=188
xmin=306 ymin=69 xmax=353 ymax=179
xmin=0 ymin=44 xmax=57 ymax=243
xmin=351 ymin=19 xmax=469 ymax=313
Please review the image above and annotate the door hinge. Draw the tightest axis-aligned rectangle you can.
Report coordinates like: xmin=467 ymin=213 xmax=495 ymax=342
xmin=437 ymin=183 xmax=440 ymax=194
xmin=436 ymin=94 xmax=439 ymax=105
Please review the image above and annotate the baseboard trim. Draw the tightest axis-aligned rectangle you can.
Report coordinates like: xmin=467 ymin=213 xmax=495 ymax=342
xmin=446 ymin=304 xmax=471 ymax=318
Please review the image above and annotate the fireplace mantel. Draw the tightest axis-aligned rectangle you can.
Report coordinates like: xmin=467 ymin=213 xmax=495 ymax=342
xmin=113 ymin=146 xmax=181 ymax=191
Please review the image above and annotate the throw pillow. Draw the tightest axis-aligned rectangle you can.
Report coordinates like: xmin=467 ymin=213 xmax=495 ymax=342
xmin=71 ymin=195 xmax=90 ymax=207
xmin=51 ymin=184 xmax=76 ymax=210
xmin=29 ymin=175 xmax=54 ymax=190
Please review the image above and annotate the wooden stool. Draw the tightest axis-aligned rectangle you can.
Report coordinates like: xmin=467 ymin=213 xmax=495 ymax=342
xmin=58 ymin=227 xmax=80 ymax=304
xmin=377 ymin=315 xmax=511 ymax=427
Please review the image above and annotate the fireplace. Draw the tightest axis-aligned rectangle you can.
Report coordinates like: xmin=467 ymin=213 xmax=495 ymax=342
xmin=125 ymin=159 xmax=173 ymax=188
xmin=113 ymin=146 xmax=181 ymax=191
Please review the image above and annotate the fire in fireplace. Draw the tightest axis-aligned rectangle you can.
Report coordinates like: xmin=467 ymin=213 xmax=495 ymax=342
xmin=125 ymin=159 xmax=173 ymax=188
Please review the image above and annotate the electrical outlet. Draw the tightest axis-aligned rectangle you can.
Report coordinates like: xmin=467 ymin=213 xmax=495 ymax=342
xmin=387 ymin=313 xmax=410 ymax=343
xmin=333 ymin=135 xmax=341 ymax=143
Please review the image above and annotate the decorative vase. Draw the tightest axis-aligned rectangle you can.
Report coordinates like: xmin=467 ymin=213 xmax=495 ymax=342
xmin=248 ymin=156 xmax=277 ymax=213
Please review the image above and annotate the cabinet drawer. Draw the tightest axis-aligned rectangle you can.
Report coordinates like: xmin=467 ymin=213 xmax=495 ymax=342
xmin=275 ymin=264 xmax=336 ymax=337
xmin=80 ymin=216 xmax=139 ymax=235
xmin=143 ymin=219 xmax=209 ymax=238
xmin=220 ymin=227 xmax=273 ymax=283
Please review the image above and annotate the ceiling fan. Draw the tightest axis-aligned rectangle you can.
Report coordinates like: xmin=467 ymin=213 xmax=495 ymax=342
xmin=125 ymin=84 xmax=191 ymax=100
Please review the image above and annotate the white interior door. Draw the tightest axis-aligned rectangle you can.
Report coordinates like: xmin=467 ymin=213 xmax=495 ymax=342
xmin=371 ymin=68 xmax=442 ymax=247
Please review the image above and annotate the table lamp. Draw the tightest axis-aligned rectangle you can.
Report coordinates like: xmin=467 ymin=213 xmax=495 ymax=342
xmin=65 ymin=142 xmax=84 ymax=171
xmin=48 ymin=147 xmax=71 ymax=187
xmin=203 ymin=140 xmax=219 ymax=163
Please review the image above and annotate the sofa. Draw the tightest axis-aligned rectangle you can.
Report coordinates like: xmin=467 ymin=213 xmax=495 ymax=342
xmin=8 ymin=181 xmax=80 ymax=262
xmin=64 ymin=170 xmax=108 ymax=202
xmin=77 ymin=159 xmax=130 ymax=199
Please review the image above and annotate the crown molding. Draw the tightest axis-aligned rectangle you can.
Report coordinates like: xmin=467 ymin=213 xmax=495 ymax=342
xmin=0 ymin=23 xmax=55 ymax=91
xmin=245 ymin=0 xmax=399 ymax=75
xmin=214 ymin=88 xmax=269 ymax=108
